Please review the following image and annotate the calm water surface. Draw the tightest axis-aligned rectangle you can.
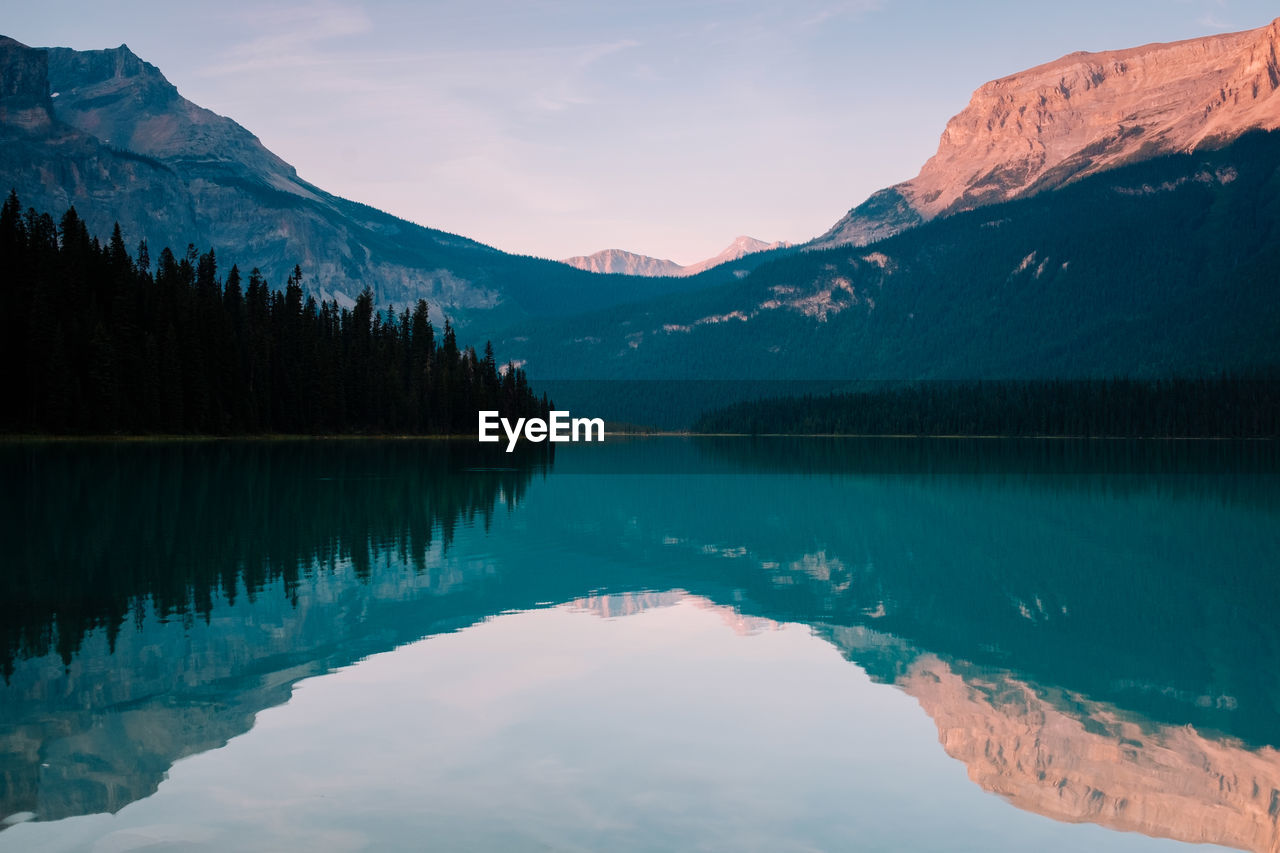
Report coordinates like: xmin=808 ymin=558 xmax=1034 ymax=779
xmin=1 ymin=438 xmax=1278 ymax=852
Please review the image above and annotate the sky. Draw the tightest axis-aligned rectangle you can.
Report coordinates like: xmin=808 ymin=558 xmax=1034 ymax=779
xmin=5 ymin=0 xmax=1278 ymax=264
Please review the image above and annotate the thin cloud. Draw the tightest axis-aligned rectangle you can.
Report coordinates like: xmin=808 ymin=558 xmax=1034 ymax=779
xmin=203 ymin=0 xmax=374 ymax=75
xmin=1182 ymin=0 xmax=1239 ymax=31
xmin=528 ymin=39 xmax=640 ymax=112
xmin=575 ymin=38 xmax=641 ymax=68
xmin=798 ymin=0 xmax=885 ymax=29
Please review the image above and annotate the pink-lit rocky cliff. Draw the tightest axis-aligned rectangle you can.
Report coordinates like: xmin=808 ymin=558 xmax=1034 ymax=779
xmin=816 ymin=17 xmax=1280 ymax=247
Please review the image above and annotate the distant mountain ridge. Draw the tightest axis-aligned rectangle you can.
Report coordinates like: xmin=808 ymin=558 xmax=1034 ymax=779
xmin=561 ymin=248 xmax=684 ymax=277
xmin=815 ymin=16 xmax=1280 ymax=247
xmin=563 ymin=236 xmax=790 ymax=277
xmin=495 ymin=130 xmax=1280 ymax=380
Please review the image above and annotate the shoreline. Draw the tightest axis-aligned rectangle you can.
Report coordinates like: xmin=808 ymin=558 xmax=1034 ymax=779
xmin=1 ymin=433 xmax=1275 ymax=443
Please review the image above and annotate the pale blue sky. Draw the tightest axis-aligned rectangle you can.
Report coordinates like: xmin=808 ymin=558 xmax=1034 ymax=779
xmin=5 ymin=1 xmax=1277 ymax=263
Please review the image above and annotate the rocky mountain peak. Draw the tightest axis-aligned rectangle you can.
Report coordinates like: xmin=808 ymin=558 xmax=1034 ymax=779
xmin=681 ymin=235 xmax=790 ymax=276
xmin=816 ymin=16 xmax=1280 ymax=248
xmin=47 ymin=42 xmax=164 ymax=89
xmin=563 ymin=235 xmax=789 ymax=277
xmin=560 ymin=247 xmax=684 ymax=277
xmin=40 ymin=40 xmax=304 ymax=190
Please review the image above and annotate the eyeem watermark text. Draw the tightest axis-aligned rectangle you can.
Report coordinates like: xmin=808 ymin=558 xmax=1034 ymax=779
xmin=479 ymin=411 xmax=605 ymax=452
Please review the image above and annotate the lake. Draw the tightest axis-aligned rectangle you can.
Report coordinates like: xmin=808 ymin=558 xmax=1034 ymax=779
xmin=2 ymin=437 xmax=1278 ymax=852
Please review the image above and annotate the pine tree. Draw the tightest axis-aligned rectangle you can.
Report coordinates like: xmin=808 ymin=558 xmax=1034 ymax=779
xmin=1 ymin=201 xmax=552 ymax=435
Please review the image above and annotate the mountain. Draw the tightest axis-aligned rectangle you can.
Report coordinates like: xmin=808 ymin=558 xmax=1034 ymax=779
xmin=815 ymin=17 xmax=1280 ymax=248
xmin=561 ymin=247 xmax=684 ymax=277
xmin=682 ymin=236 xmax=790 ymax=275
xmin=563 ymin=235 xmax=790 ymax=277
xmin=485 ymin=19 xmax=1280 ymax=386
xmin=6 ymin=21 xmax=1278 ymax=385
xmin=0 ymin=36 xmax=709 ymax=335
xmin=494 ymin=130 xmax=1280 ymax=382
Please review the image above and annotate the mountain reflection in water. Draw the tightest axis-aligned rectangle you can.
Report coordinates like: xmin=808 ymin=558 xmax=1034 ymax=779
xmin=1 ymin=437 xmax=1276 ymax=851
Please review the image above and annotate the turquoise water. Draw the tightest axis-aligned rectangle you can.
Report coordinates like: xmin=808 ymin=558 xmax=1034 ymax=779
xmin=1 ymin=438 xmax=1277 ymax=851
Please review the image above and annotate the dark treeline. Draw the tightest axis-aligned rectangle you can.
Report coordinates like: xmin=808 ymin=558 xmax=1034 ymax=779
xmin=692 ymin=377 xmax=1280 ymax=438
xmin=0 ymin=192 xmax=548 ymax=434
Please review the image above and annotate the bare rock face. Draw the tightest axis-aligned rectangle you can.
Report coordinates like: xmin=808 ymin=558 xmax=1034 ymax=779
xmin=44 ymin=44 xmax=311 ymax=199
xmin=563 ymin=235 xmax=789 ymax=277
xmin=816 ymin=17 xmax=1280 ymax=247
xmin=561 ymin=247 xmax=685 ymax=277
xmin=0 ymin=35 xmax=52 ymax=129
xmin=0 ymin=36 xmax=485 ymax=323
